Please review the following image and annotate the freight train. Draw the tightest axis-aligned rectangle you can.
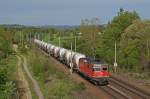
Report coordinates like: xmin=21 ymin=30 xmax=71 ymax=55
xmin=34 ymin=39 xmax=110 ymax=85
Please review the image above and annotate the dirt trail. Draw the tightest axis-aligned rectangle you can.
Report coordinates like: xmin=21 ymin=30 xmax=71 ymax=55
xmin=16 ymin=55 xmax=32 ymax=99
xmin=21 ymin=55 xmax=44 ymax=99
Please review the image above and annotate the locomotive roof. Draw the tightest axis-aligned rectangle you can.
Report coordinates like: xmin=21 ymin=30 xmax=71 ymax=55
xmin=86 ymin=57 xmax=105 ymax=64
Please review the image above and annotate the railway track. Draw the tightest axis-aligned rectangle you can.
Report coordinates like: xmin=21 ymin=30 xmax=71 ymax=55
xmin=37 ymin=46 xmax=150 ymax=99
xmin=103 ymin=76 xmax=150 ymax=99
xmin=100 ymin=85 xmax=131 ymax=99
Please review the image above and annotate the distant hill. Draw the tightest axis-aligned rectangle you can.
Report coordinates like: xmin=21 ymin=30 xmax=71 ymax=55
xmin=0 ymin=24 xmax=26 ymax=28
xmin=37 ymin=25 xmax=79 ymax=29
xmin=0 ymin=24 xmax=106 ymax=30
xmin=0 ymin=24 xmax=79 ymax=29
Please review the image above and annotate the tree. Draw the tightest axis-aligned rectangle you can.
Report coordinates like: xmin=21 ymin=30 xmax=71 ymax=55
xmin=120 ymin=20 xmax=150 ymax=71
xmin=0 ymin=28 xmax=12 ymax=59
xmin=79 ymin=17 xmax=101 ymax=57
xmin=98 ymin=9 xmax=140 ymax=65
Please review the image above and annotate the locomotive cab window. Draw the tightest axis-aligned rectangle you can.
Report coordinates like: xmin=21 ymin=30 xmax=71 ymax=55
xmin=83 ymin=60 xmax=88 ymax=63
xmin=92 ymin=68 xmax=100 ymax=71
xmin=83 ymin=60 xmax=89 ymax=65
xmin=102 ymin=67 xmax=107 ymax=71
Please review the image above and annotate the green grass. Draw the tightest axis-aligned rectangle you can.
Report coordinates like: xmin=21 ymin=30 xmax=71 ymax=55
xmin=0 ymin=54 xmax=18 ymax=99
xmin=113 ymin=66 xmax=150 ymax=80
xmin=25 ymin=45 xmax=86 ymax=99
xmin=0 ymin=54 xmax=17 ymax=79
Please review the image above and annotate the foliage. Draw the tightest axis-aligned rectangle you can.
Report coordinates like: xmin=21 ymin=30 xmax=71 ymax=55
xmin=0 ymin=27 xmax=18 ymax=99
xmin=79 ymin=17 xmax=101 ymax=57
xmin=0 ymin=56 xmax=17 ymax=99
xmin=0 ymin=28 xmax=12 ymax=59
xmin=120 ymin=20 xmax=150 ymax=71
xmin=97 ymin=9 xmax=140 ymax=66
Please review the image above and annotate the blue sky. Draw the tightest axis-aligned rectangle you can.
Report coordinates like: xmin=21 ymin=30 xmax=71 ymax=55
xmin=0 ymin=0 xmax=149 ymax=25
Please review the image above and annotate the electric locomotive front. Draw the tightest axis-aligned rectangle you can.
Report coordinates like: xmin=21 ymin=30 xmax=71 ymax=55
xmin=79 ymin=58 xmax=110 ymax=85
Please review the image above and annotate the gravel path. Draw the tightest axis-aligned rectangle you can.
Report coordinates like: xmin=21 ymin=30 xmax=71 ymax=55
xmin=21 ymin=55 xmax=44 ymax=99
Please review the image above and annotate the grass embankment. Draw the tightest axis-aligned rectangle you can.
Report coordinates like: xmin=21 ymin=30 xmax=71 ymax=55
xmin=0 ymin=54 xmax=17 ymax=99
xmin=115 ymin=68 xmax=150 ymax=80
xmin=25 ymin=45 xmax=86 ymax=99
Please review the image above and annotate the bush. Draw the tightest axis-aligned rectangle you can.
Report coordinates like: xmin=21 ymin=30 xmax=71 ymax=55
xmin=0 ymin=56 xmax=17 ymax=99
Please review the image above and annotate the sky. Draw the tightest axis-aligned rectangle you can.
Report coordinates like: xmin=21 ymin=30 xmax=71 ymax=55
xmin=0 ymin=0 xmax=149 ymax=26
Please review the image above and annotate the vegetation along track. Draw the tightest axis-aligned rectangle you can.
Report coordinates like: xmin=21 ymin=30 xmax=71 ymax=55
xmin=105 ymin=76 xmax=150 ymax=99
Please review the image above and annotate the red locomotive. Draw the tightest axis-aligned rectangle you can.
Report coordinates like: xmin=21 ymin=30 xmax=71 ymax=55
xmin=34 ymin=39 xmax=110 ymax=85
xmin=77 ymin=58 xmax=110 ymax=85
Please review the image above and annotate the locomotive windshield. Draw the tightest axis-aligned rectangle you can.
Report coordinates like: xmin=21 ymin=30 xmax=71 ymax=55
xmin=86 ymin=57 xmax=108 ymax=71
xmin=92 ymin=66 xmax=108 ymax=71
xmin=103 ymin=67 xmax=107 ymax=71
xmin=92 ymin=68 xmax=100 ymax=71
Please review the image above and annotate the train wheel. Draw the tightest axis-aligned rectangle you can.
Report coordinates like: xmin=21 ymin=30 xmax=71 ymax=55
xmin=93 ymin=81 xmax=98 ymax=85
